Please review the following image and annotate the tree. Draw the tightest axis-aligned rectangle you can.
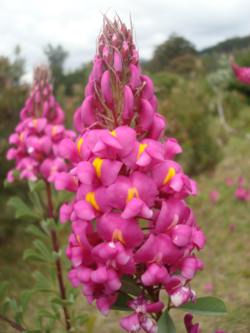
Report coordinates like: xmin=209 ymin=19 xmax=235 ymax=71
xmin=44 ymin=44 xmax=68 ymax=91
xmin=10 ymin=45 xmax=25 ymax=85
xmin=149 ymin=34 xmax=197 ymax=72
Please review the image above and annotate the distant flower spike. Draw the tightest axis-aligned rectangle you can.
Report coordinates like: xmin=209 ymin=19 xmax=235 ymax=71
xmin=231 ymin=60 xmax=250 ymax=85
xmin=6 ymin=65 xmax=75 ymax=183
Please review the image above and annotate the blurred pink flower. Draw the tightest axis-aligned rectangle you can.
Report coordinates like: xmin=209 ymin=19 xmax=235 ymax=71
xmin=210 ymin=190 xmax=220 ymax=204
xmin=225 ymin=177 xmax=234 ymax=186
xmin=231 ymin=62 xmax=250 ymax=85
xmin=203 ymin=282 xmax=214 ymax=293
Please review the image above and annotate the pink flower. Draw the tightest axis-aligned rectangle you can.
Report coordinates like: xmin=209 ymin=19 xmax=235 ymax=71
xmin=120 ymin=297 xmax=162 ymax=333
xmin=203 ymin=282 xmax=214 ymax=293
xmin=231 ymin=62 xmax=250 ymax=85
xmin=225 ymin=177 xmax=234 ymax=186
xmin=56 ymin=18 xmax=205 ymax=331
xmin=210 ymin=190 xmax=220 ymax=204
xmin=184 ymin=314 xmax=201 ymax=333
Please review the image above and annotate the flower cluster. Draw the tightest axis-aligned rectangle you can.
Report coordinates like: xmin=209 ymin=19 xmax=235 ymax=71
xmin=55 ymin=18 xmax=205 ymax=333
xmin=231 ymin=61 xmax=250 ymax=85
xmin=73 ymin=17 xmax=165 ymax=136
xmin=6 ymin=66 xmax=75 ymax=183
xmin=234 ymin=176 xmax=250 ymax=201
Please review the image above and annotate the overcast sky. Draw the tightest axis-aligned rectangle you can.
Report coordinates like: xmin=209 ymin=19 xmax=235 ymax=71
xmin=1 ymin=0 xmax=250 ymax=78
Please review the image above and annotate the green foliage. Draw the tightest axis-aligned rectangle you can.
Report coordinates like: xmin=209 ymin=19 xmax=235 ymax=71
xmin=158 ymin=77 xmax=221 ymax=174
xmin=158 ymin=310 xmax=176 ymax=333
xmin=0 ymin=183 xmax=89 ymax=332
xmin=111 ymin=293 xmax=132 ymax=311
xmin=44 ymin=44 xmax=68 ymax=92
xmin=147 ymin=34 xmax=197 ymax=73
xmin=201 ymin=34 xmax=250 ymax=55
xmin=179 ymin=297 xmax=227 ymax=316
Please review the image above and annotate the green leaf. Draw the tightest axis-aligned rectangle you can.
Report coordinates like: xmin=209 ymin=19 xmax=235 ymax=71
xmin=26 ymin=225 xmax=47 ymax=241
xmin=38 ymin=309 xmax=57 ymax=320
xmin=73 ymin=314 xmax=89 ymax=325
xmin=120 ymin=276 xmax=142 ymax=296
xmin=33 ymin=240 xmax=53 ymax=262
xmin=8 ymin=196 xmax=40 ymax=220
xmin=20 ymin=290 xmax=34 ymax=313
xmin=28 ymin=191 xmax=43 ymax=214
xmin=23 ymin=249 xmax=46 ymax=262
xmin=158 ymin=310 xmax=176 ymax=333
xmin=28 ymin=180 xmax=45 ymax=192
xmin=178 ymin=297 xmax=227 ymax=316
xmin=33 ymin=271 xmax=53 ymax=293
xmin=1 ymin=298 xmax=10 ymax=315
xmin=111 ymin=292 xmax=132 ymax=311
xmin=0 ymin=281 xmax=9 ymax=300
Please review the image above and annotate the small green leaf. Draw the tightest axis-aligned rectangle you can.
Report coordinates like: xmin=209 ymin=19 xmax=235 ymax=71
xmin=33 ymin=271 xmax=53 ymax=293
xmin=111 ymin=292 xmax=132 ymax=311
xmin=0 ymin=281 xmax=9 ymax=300
xmin=33 ymin=240 xmax=53 ymax=262
xmin=178 ymin=297 xmax=227 ymax=316
xmin=1 ymin=298 xmax=10 ymax=315
xmin=158 ymin=310 xmax=176 ymax=333
xmin=28 ymin=180 xmax=45 ymax=192
xmin=26 ymin=225 xmax=47 ymax=240
xmin=20 ymin=290 xmax=34 ymax=313
xmin=23 ymin=249 xmax=46 ymax=262
xmin=120 ymin=276 xmax=142 ymax=296
xmin=38 ymin=309 xmax=57 ymax=320
xmin=8 ymin=196 xmax=40 ymax=220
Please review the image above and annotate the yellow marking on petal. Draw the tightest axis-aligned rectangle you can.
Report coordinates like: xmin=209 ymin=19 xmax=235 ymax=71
xmin=85 ymin=191 xmax=100 ymax=211
xmin=33 ymin=119 xmax=38 ymax=128
xmin=112 ymin=229 xmax=126 ymax=245
xmin=76 ymin=235 xmax=81 ymax=245
xmin=76 ymin=235 xmax=84 ymax=249
xmin=52 ymin=126 xmax=58 ymax=136
xmin=163 ymin=167 xmax=176 ymax=185
xmin=137 ymin=143 xmax=148 ymax=160
xmin=110 ymin=130 xmax=117 ymax=137
xmin=77 ymin=137 xmax=84 ymax=154
xmin=19 ymin=132 xmax=24 ymax=142
xmin=127 ymin=187 xmax=139 ymax=203
xmin=92 ymin=157 xmax=104 ymax=178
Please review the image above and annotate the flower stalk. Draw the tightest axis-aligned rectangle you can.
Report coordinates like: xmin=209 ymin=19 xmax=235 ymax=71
xmin=45 ymin=181 xmax=71 ymax=331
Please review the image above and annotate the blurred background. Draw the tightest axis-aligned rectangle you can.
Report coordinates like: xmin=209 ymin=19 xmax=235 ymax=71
xmin=0 ymin=0 xmax=250 ymax=332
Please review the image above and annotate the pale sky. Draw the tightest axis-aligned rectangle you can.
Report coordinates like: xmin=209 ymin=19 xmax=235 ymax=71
xmin=1 ymin=0 xmax=250 ymax=78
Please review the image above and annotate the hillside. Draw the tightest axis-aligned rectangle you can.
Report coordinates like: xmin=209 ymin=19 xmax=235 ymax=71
xmin=201 ymin=35 xmax=250 ymax=55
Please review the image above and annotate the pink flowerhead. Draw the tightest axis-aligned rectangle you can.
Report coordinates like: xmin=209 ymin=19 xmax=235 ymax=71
xmin=6 ymin=65 xmax=75 ymax=184
xmin=56 ymin=17 xmax=205 ymax=332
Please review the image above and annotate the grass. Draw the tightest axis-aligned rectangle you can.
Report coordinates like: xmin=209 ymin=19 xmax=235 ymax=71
xmin=0 ymin=136 xmax=250 ymax=332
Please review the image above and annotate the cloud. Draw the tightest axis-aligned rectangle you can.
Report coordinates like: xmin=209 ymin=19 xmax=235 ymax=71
xmin=1 ymin=0 xmax=250 ymax=76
